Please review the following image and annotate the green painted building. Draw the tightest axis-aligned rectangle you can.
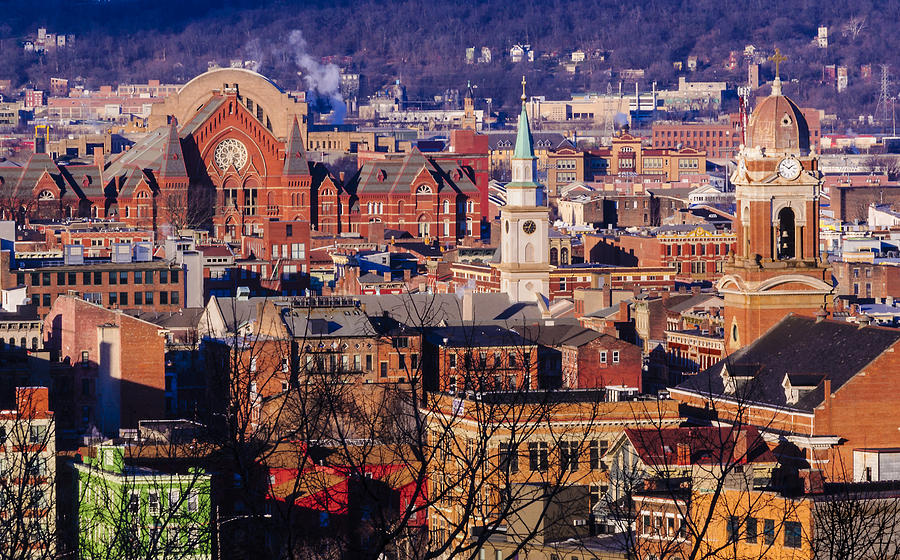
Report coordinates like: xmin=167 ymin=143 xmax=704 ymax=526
xmin=73 ymin=444 xmax=212 ymax=560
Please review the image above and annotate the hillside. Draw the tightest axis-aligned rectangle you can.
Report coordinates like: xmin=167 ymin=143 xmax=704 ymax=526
xmin=1 ymin=0 xmax=898 ymax=121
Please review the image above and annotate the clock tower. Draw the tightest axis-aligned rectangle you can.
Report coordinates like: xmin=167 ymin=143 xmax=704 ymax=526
xmin=497 ymin=78 xmax=551 ymax=303
xmin=719 ymin=75 xmax=833 ymax=352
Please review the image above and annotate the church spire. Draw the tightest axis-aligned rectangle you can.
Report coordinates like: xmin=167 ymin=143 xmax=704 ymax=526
xmin=513 ymin=76 xmax=535 ymax=160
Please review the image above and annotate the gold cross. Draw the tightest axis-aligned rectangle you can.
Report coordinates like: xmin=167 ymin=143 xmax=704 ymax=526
xmin=769 ymin=48 xmax=787 ymax=78
xmin=521 ymin=75 xmax=527 ymax=102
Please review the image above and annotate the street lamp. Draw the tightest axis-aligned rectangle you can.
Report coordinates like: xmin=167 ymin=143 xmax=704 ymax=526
xmin=215 ymin=507 xmax=272 ymax=560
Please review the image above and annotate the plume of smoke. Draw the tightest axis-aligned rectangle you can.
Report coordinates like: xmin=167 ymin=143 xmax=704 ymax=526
xmin=242 ymin=38 xmax=264 ymax=73
xmin=287 ymin=30 xmax=346 ymax=124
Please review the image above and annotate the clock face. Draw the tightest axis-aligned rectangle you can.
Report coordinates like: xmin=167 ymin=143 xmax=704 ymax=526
xmin=777 ymin=157 xmax=801 ymax=180
xmin=522 ymin=220 xmax=536 ymax=234
xmin=214 ymin=138 xmax=248 ymax=171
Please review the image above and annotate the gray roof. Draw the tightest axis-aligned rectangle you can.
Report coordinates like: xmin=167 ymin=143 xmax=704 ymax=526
xmin=350 ymin=149 xmax=479 ymax=196
xmin=514 ymin=324 xmax=605 ymax=347
xmin=676 ymin=315 xmax=900 ymax=413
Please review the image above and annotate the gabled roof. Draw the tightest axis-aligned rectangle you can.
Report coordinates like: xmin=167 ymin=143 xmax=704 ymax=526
xmin=623 ymin=426 xmax=776 ymax=467
xmin=350 ymin=149 xmax=478 ymax=196
xmin=676 ymin=315 xmax=900 ymax=412
xmin=515 ymin=324 xmax=604 ymax=347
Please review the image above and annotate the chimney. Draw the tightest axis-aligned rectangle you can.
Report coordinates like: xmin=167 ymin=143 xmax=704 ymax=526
xmin=858 ymin=314 xmax=871 ymax=328
xmin=93 ymin=146 xmax=104 ymax=170
xmin=16 ymin=386 xmax=49 ymax=417
xmin=800 ymin=469 xmax=825 ymax=494
xmin=463 ymin=291 xmax=475 ymax=323
xmin=383 ymin=271 xmax=392 ymax=282
xmin=403 ymin=268 xmax=411 ymax=281
xmin=815 ymin=307 xmax=828 ymax=323
xmin=618 ymin=300 xmax=631 ymax=321
xmin=676 ymin=442 xmax=690 ymax=464
xmin=339 ymin=171 xmax=345 ymax=183
xmin=691 ymin=285 xmax=700 ymax=295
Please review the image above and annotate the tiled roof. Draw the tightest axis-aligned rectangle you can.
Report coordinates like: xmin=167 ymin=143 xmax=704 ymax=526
xmin=283 ymin=118 xmax=310 ymax=177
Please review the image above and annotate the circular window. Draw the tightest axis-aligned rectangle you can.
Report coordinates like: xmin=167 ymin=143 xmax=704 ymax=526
xmin=522 ymin=220 xmax=536 ymax=234
xmin=214 ymin=138 xmax=248 ymax=170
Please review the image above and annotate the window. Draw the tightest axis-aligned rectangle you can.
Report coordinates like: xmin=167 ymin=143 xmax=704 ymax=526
xmin=108 ymin=292 xmax=118 ymax=305
xmin=509 ymin=354 xmax=516 ymax=368
xmin=380 ymin=362 xmax=388 ymax=378
xmin=120 ymin=292 xmax=128 ymax=306
xmin=612 ymin=351 xmax=620 ymax=364
xmin=145 ymin=291 xmax=154 ymax=305
xmin=411 ymin=354 xmax=418 ymax=370
xmin=160 ymin=291 xmax=168 ymax=305
xmin=135 ymin=292 xmax=143 ymax=305
xmin=528 ymin=442 xmax=549 ymax=472
xmin=83 ymin=271 xmax=92 ymax=285
xmin=57 ymin=272 xmax=65 ymax=286
xmin=746 ymin=517 xmax=758 ymax=543
xmin=449 ymin=353 xmax=456 ymax=368
xmin=171 ymin=270 xmax=179 ymax=283
xmin=160 ymin=270 xmax=168 ymax=284
xmin=600 ymin=351 xmax=607 ymax=364
xmin=68 ymin=271 xmax=77 ymax=285
xmin=171 ymin=291 xmax=179 ymax=305
xmin=559 ymin=441 xmax=579 ymax=472
xmin=128 ymin=493 xmax=140 ymax=515
xmin=29 ymin=425 xmax=46 ymax=444
xmin=499 ymin=442 xmax=519 ymax=473
xmin=365 ymin=354 xmax=373 ymax=371
xmin=763 ymin=519 xmax=775 ymax=545
xmin=784 ymin=521 xmax=802 ymax=548
xmin=81 ymin=350 xmax=89 ymax=364
xmin=148 ymin=492 xmax=160 ymax=516
xmin=108 ymin=271 xmax=117 ymax=285
xmin=187 ymin=492 xmax=198 ymax=513
xmin=145 ymin=270 xmax=154 ymax=284
xmin=727 ymin=516 xmax=740 ymax=542
xmin=120 ymin=271 xmax=129 ymax=284
xmin=589 ymin=440 xmax=608 ymax=469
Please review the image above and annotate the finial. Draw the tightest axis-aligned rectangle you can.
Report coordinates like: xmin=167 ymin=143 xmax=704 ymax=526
xmin=521 ymin=75 xmax=527 ymax=103
xmin=769 ymin=48 xmax=787 ymax=79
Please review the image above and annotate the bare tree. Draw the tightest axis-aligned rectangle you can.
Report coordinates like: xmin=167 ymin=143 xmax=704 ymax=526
xmin=161 ymin=185 xmax=216 ymax=237
xmin=0 ymin=387 xmax=57 ymax=560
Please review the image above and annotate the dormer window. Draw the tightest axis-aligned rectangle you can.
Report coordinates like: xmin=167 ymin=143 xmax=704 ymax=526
xmin=376 ymin=169 xmax=387 ymax=182
xmin=781 ymin=114 xmax=793 ymax=126
xmin=782 ymin=374 xmax=824 ymax=405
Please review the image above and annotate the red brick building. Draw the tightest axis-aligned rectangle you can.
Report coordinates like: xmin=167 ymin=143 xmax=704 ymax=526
xmin=831 ymin=259 xmax=900 ymax=299
xmin=2 ymin=249 xmax=184 ymax=317
xmin=43 ymin=295 xmax=166 ymax=436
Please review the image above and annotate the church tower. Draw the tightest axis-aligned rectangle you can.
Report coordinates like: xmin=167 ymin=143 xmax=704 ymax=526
xmin=719 ymin=71 xmax=833 ymax=352
xmin=498 ymin=78 xmax=551 ymax=303
xmin=462 ymin=81 xmax=477 ymax=131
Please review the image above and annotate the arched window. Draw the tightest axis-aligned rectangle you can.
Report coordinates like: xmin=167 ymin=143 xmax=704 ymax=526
xmin=418 ymin=216 xmax=429 ymax=237
xmin=38 ymin=190 xmax=54 ymax=200
xmin=777 ymin=207 xmax=795 ymax=260
xmin=398 ymin=201 xmax=404 ymax=215
xmin=524 ymin=242 xmax=535 ymax=262
xmin=415 ymin=185 xmax=432 ymax=194
xmin=442 ymin=199 xmax=450 ymax=214
xmin=550 ymin=247 xmax=559 ymax=266
xmin=561 ymin=247 xmax=569 ymax=265
xmin=31 ymin=337 xmax=38 ymax=350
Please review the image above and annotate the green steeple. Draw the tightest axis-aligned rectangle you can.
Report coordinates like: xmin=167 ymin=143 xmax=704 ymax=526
xmin=513 ymin=75 xmax=535 ymax=160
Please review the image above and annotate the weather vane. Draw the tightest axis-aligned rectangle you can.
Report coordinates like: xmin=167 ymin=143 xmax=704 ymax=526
xmin=769 ymin=48 xmax=787 ymax=79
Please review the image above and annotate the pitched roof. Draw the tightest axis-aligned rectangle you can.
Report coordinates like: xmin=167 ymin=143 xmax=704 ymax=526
xmin=158 ymin=124 xmax=188 ymax=179
xmin=515 ymin=324 xmax=603 ymax=347
xmin=351 ymin=150 xmax=478 ymax=196
xmin=676 ymin=315 xmax=900 ymax=412
xmin=513 ymin=104 xmax=535 ymax=160
xmin=283 ymin=118 xmax=310 ymax=177
xmin=624 ymin=426 xmax=776 ymax=467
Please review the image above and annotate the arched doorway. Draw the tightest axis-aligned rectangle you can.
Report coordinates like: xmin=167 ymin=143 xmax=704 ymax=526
xmin=777 ymin=207 xmax=795 ymax=260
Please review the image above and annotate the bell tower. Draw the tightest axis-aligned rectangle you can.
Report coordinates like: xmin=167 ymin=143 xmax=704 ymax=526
xmin=497 ymin=77 xmax=550 ymax=303
xmin=719 ymin=71 xmax=833 ymax=352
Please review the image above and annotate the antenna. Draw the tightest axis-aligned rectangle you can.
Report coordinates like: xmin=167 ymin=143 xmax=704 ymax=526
xmin=876 ymin=64 xmax=892 ymax=130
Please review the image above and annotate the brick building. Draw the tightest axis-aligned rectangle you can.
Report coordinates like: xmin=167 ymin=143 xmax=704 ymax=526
xmin=2 ymin=246 xmax=185 ymax=317
xmin=651 ymin=121 xmax=741 ymax=158
xmin=584 ymin=226 xmax=735 ymax=282
xmin=43 ymin=295 xmax=166 ymax=437
xmin=343 ymin=148 xmax=482 ymax=242
xmin=545 ymin=132 xmax=707 ymax=199
xmin=424 ymin=325 xmax=539 ymax=393
xmin=672 ymin=315 xmax=900 ymax=483
xmin=38 ymin=222 xmax=155 ymax=258
xmin=831 ymin=259 xmax=900 ymax=299
xmin=519 ymin=325 xmax=642 ymax=391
